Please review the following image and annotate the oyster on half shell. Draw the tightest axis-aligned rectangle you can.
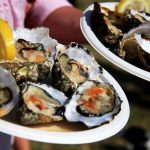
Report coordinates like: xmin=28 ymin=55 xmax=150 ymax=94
xmin=19 ymin=82 xmax=67 ymax=125
xmin=0 ymin=27 xmax=57 ymax=84
xmin=13 ymin=27 xmax=58 ymax=57
xmin=65 ymin=80 xmax=122 ymax=127
xmin=119 ymin=22 xmax=150 ymax=71
xmin=52 ymin=42 xmax=103 ymax=96
xmin=13 ymin=27 xmax=58 ymax=63
xmin=0 ymin=60 xmax=53 ymax=84
xmin=91 ymin=2 xmax=123 ymax=50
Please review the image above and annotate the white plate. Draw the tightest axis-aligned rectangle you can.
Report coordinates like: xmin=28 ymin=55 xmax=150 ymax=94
xmin=80 ymin=2 xmax=150 ymax=81
xmin=0 ymin=44 xmax=129 ymax=144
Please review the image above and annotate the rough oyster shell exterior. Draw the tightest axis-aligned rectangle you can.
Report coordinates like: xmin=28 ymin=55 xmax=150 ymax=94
xmin=52 ymin=42 xmax=103 ymax=96
xmin=119 ymin=22 xmax=150 ymax=71
xmin=13 ymin=27 xmax=58 ymax=57
xmin=19 ymin=82 xmax=68 ymax=125
xmin=0 ymin=59 xmax=53 ymax=84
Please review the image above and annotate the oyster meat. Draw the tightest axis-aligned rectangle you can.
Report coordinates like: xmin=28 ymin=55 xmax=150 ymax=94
xmin=15 ymin=39 xmax=51 ymax=63
xmin=19 ymin=82 xmax=67 ymax=125
xmin=13 ymin=28 xmax=58 ymax=64
xmin=65 ymin=80 xmax=122 ymax=127
xmin=13 ymin=27 xmax=58 ymax=57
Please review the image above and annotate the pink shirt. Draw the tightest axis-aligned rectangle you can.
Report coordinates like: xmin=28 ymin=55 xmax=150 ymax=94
xmin=0 ymin=0 xmax=72 ymax=29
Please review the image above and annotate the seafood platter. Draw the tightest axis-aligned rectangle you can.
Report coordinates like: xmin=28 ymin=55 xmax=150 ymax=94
xmin=0 ymin=26 xmax=129 ymax=144
xmin=80 ymin=2 xmax=150 ymax=81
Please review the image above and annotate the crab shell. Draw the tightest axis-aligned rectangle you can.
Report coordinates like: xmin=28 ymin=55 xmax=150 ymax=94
xmin=64 ymin=80 xmax=122 ymax=128
xmin=19 ymin=82 xmax=68 ymax=125
xmin=52 ymin=42 xmax=103 ymax=96
xmin=0 ymin=67 xmax=19 ymax=117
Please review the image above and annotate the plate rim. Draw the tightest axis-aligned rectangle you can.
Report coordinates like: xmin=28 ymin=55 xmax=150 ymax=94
xmin=80 ymin=2 xmax=150 ymax=81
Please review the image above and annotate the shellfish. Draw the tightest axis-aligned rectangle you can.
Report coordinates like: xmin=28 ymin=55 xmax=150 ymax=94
xmin=52 ymin=42 xmax=103 ymax=96
xmin=0 ymin=27 xmax=57 ymax=84
xmin=64 ymin=80 xmax=122 ymax=127
xmin=121 ymin=9 xmax=150 ymax=32
xmin=119 ymin=22 xmax=150 ymax=71
xmin=0 ymin=60 xmax=53 ymax=84
xmin=0 ymin=67 xmax=19 ymax=117
xmin=13 ymin=28 xmax=57 ymax=64
xmin=13 ymin=27 xmax=58 ymax=57
xmin=18 ymin=82 xmax=68 ymax=125
xmin=91 ymin=2 xmax=123 ymax=50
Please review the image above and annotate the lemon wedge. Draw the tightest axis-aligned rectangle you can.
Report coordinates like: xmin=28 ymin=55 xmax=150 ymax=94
xmin=115 ymin=0 xmax=150 ymax=14
xmin=0 ymin=18 xmax=16 ymax=60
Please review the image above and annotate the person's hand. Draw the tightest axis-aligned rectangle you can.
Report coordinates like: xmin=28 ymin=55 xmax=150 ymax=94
xmin=26 ymin=6 xmax=87 ymax=44
xmin=13 ymin=137 xmax=31 ymax=150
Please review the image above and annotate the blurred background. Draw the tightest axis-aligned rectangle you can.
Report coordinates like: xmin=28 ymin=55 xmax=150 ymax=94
xmin=28 ymin=0 xmax=150 ymax=149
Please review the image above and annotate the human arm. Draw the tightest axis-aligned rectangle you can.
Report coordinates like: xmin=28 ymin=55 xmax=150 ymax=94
xmin=25 ymin=0 xmax=87 ymax=44
xmin=13 ymin=137 xmax=30 ymax=150
xmin=41 ymin=6 xmax=86 ymax=44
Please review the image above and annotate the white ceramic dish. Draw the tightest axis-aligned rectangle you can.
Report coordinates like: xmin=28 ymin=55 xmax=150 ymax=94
xmin=80 ymin=2 xmax=150 ymax=81
xmin=0 ymin=58 xmax=129 ymax=144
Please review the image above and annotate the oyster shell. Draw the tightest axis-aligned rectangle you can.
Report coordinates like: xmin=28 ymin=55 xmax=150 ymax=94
xmin=64 ymin=80 xmax=122 ymax=127
xmin=19 ymin=82 xmax=67 ymax=125
xmin=13 ymin=28 xmax=58 ymax=63
xmin=0 ymin=59 xmax=53 ymax=84
xmin=0 ymin=27 xmax=57 ymax=84
xmin=0 ymin=67 xmax=19 ymax=117
xmin=91 ymin=2 xmax=123 ymax=50
xmin=119 ymin=22 xmax=150 ymax=71
xmin=13 ymin=27 xmax=58 ymax=63
xmin=13 ymin=27 xmax=58 ymax=57
xmin=15 ymin=39 xmax=50 ymax=63
xmin=52 ymin=42 xmax=103 ymax=96
xmin=121 ymin=9 xmax=150 ymax=32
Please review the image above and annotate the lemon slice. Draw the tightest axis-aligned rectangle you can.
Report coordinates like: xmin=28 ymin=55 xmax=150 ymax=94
xmin=0 ymin=18 xmax=16 ymax=60
xmin=115 ymin=0 xmax=150 ymax=14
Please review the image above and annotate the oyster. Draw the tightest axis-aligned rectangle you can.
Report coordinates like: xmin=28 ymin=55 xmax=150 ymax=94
xmin=19 ymin=82 xmax=67 ymax=125
xmin=13 ymin=28 xmax=58 ymax=63
xmin=15 ymin=39 xmax=50 ymax=63
xmin=0 ymin=67 xmax=19 ymax=117
xmin=91 ymin=2 xmax=123 ymax=50
xmin=121 ymin=9 xmax=150 ymax=32
xmin=13 ymin=27 xmax=58 ymax=57
xmin=0 ymin=60 xmax=53 ymax=84
xmin=0 ymin=27 xmax=57 ymax=84
xmin=64 ymin=80 xmax=122 ymax=127
xmin=52 ymin=42 xmax=103 ymax=96
xmin=119 ymin=22 xmax=150 ymax=71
